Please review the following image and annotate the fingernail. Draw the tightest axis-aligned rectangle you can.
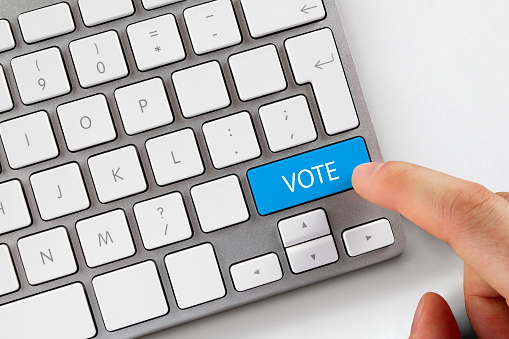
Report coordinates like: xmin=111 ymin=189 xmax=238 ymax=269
xmin=411 ymin=296 xmax=425 ymax=333
xmin=352 ymin=162 xmax=384 ymax=180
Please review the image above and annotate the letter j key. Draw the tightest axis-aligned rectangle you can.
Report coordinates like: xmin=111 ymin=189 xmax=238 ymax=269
xmin=247 ymin=138 xmax=370 ymax=215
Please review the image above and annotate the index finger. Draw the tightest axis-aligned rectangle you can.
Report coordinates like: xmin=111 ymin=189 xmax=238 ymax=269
xmin=352 ymin=161 xmax=509 ymax=299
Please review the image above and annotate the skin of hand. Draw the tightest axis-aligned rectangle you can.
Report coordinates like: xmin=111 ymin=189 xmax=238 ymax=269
xmin=351 ymin=161 xmax=509 ymax=338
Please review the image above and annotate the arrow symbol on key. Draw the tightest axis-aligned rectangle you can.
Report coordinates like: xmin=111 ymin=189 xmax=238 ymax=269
xmin=315 ymin=54 xmax=335 ymax=69
xmin=301 ymin=4 xmax=318 ymax=14
xmin=254 ymin=269 xmax=260 ymax=275
xmin=311 ymin=254 xmax=316 ymax=260
xmin=302 ymin=222 xmax=308 ymax=229
xmin=366 ymin=236 xmax=372 ymax=241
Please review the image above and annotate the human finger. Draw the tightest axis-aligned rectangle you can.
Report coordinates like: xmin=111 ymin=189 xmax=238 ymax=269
xmin=463 ymin=264 xmax=509 ymax=338
xmin=409 ymin=292 xmax=461 ymax=339
xmin=352 ymin=161 xmax=509 ymax=299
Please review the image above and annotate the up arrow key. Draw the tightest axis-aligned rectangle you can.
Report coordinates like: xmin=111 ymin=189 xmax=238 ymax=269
xmin=254 ymin=269 xmax=260 ymax=275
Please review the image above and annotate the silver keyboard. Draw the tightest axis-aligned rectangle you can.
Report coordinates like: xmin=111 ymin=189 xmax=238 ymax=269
xmin=0 ymin=1 xmax=405 ymax=338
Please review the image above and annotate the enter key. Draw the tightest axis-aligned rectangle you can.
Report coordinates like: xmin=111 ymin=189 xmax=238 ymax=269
xmin=247 ymin=137 xmax=370 ymax=215
xmin=285 ymin=28 xmax=359 ymax=135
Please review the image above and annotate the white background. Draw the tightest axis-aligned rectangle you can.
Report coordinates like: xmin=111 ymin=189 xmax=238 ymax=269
xmin=148 ymin=1 xmax=509 ymax=338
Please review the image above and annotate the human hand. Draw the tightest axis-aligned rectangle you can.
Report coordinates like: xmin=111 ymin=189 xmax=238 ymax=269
xmin=352 ymin=161 xmax=509 ymax=338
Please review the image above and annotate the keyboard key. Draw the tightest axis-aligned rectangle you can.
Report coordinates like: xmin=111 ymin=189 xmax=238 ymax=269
xmin=142 ymin=0 xmax=183 ymax=10
xmin=0 ymin=245 xmax=19 ymax=296
xmin=286 ymin=235 xmax=338 ymax=274
xmin=342 ymin=219 xmax=395 ymax=257
xmin=77 ymin=210 xmax=135 ymax=267
xmin=88 ymin=146 xmax=147 ymax=203
xmin=191 ymin=175 xmax=249 ymax=233
xmin=93 ymin=261 xmax=168 ymax=331
xmin=57 ymin=94 xmax=117 ymax=152
xmin=11 ymin=47 xmax=71 ymax=105
xmin=247 ymin=137 xmax=370 ymax=215
xmin=146 ymin=129 xmax=204 ymax=186
xmin=70 ymin=31 xmax=128 ymax=88
xmin=0 ymin=111 xmax=59 ymax=169
xmin=203 ymin=111 xmax=260 ymax=169
xmin=115 ymin=77 xmax=174 ymax=135
xmin=278 ymin=209 xmax=330 ymax=247
xmin=229 ymin=44 xmax=287 ymax=101
xmin=18 ymin=3 xmax=75 ymax=43
xmin=78 ymin=0 xmax=134 ymax=27
xmin=18 ymin=227 xmax=77 ymax=285
xmin=134 ymin=193 xmax=193 ymax=250
xmin=0 ymin=180 xmax=31 ymax=235
xmin=286 ymin=28 xmax=359 ymax=135
xmin=240 ymin=0 xmax=326 ymax=38
xmin=184 ymin=0 xmax=242 ymax=55
xmin=0 ymin=20 xmax=15 ymax=53
xmin=127 ymin=14 xmax=185 ymax=71
xmin=230 ymin=253 xmax=282 ymax=292
xmin=0 ymin=64 xmax=13 ymax=113
xmin=0 ymin=283 xmax=96 ymax=339
xmin=259 ymin=95 xmax=317 ymax=152
xmin=30 ymin=163 xmax=90 ymax=221
xmin=165 ymin=243 xmax=225 ymax=309
xmin=173 ymin=61 xmax=230 ymax=118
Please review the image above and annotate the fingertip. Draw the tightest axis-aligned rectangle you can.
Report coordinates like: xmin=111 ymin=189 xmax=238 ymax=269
xmin=352 ymin=162 xmax=385 ymax=182
xmin=410 ymin=292 xmax=461 ymax=339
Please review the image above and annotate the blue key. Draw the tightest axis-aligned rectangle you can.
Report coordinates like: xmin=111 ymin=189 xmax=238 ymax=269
xmin=247 ymin=137 xmax=371 ymax=215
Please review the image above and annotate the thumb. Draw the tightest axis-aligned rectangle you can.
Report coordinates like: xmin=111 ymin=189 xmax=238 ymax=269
xmin=410 ymin=292 xmax=461 ymax=339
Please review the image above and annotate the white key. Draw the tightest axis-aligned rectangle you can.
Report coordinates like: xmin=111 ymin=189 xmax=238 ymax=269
xmin=18 ymin=227 xmax=77 ymax=285
xmin=0 ymin=283 xmax=96 ymax=339
xmin=76 ymin=210 xmax=135 ymax=267
xmin=88 ymin=146 xmax=147 ymax=203
xmin=142 ymin=0 xmax=183 ymax=10
xmin=11 ymin=48 xmax=70 ymax=105
xmin=134 ymin=193 xmax=192 ymax=250
xmin=57 ymin=94 xmax=117 ymax=152
xmin=93 ymin=261 xmax=168 ymax=331
xmin=286 ymin=235 xmax=338 ymax=274
xmin=30 ymin=163 xmax=90 ymax=221
xmin=0 ymin=180 xmax=31 ymax=235
xmin=203 ymin=112 xmax=260 ymax=169
xmin=259 ymin=95 xmax=317 ymax=152
xmin=230 ymin=253 xmax=282 ymax=292
xmin=0 ymin=111 xmax=58 ymax=169
xmin=0 ymin=20 xmax=15 ymax=53
xmin=286 ymin=29 xmax=359 ymax=135
xmin=146 ymin=129 xmax=204 ymax=185
xmin=191 ymin=175 xmax=249 ymax=233
xmin=342 ymin=219 xmax=395 ymax=257
xmin=165 ymin=243 xmax=225 ymax=309
xmin=115 ymin=78 xmax=174 ymax=135
xmin=78 ymin=0 xmax=134 ymax=27
xmin=19 ymin=3 xmax=75 ymax=44
xmin=229 ymin=44 xmax=287 ymax=101
xmin=0 ymin=245 xmax=19 ymax=296
xmin=184 ymin=0 xmax=241 ymax=55
xmin=0 ymin=64 xmax=13 ymax=113
xmin=240 ymin=0 xmax=326 ymax=38
xmin=70 ymin=31 xmax=128 ymax=88
xmin=278 ymin=209 xmax=330 ymax=247
xmin=127 ymin=14 xmax=185 ymax=71
xmin=173 ymin=61 xmax=230 ymax=118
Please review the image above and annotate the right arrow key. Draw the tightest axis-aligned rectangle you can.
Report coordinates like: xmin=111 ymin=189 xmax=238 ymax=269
xmin=342 ymin=219 xmax=395 ymax=257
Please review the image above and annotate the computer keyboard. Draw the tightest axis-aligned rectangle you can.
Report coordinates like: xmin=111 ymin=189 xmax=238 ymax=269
xmin=0 ymin=0 xmax=405 ymax=338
